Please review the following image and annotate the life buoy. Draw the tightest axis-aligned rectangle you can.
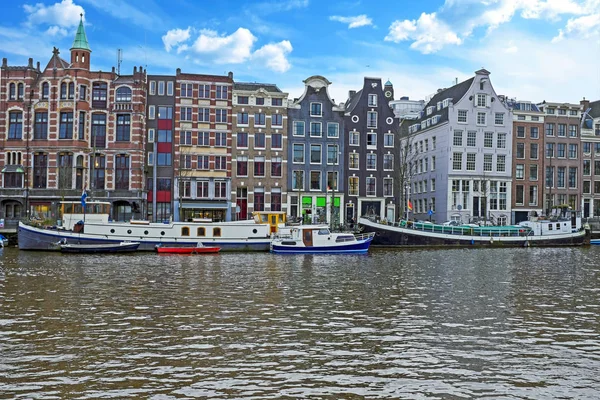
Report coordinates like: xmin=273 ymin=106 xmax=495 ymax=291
xmin=401 ymin=234 xmax=409 ymax=244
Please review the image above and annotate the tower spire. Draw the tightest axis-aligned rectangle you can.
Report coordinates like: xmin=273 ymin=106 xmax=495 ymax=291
xmin=71 ymin=13 xmax=91 ymax=51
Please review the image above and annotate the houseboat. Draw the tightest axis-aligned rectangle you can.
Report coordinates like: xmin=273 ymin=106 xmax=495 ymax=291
xmin=270 ymin=225 xmax=375 ymax=254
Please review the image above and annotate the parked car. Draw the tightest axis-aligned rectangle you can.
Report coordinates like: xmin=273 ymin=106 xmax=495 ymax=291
xmin=442 ymin=220 xmax=460 ymax=226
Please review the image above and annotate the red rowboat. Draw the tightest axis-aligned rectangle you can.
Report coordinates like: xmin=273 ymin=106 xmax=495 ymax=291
xmin=155 ymin=243 xmax=220 ymax=254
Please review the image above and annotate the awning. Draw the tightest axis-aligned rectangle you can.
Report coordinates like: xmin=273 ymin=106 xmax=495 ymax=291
xmin=1 ymin=165 xmax=24 ymax=173
xmin=181 ymin=202 xmax=229 ymax=209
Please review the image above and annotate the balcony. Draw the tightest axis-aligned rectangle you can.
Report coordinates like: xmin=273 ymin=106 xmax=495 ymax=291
xmin=112 ymin=102 xmax=133 ymax=112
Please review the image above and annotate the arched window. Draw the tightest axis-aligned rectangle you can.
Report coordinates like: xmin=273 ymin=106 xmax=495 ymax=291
xmin=41 ymin=82 xmax=49 ymax=100
xmin=17 ymin=83 xmax=24 ymax=100
xmin=60 ymin=82 xmax=67 ymax=99
xmin=213 ymin=227 xmax=222 ymax=237
xmin=181 ymin=227 xmax=190 ymax=236
xmin=116 ymin=86 xmax=132 ymax=102
xmin=197 ymin=227 xmax=205 ymax=236
xmin=9 ymin=83 xmax=15 ymax=100
xmin=68 ymin=82 xmax=74 ymax=99
xmin=75 ymin=155 xmax=84 ymax=190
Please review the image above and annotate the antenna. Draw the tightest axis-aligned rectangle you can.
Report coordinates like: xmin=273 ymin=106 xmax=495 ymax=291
xmin=117 ymin=48 xmax=122 ymax=75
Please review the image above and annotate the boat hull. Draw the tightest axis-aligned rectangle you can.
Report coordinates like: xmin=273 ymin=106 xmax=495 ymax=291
xmin=61 ymin=242 xmax=140 ymax=253
xmin=18 ymin=222 xmax=271 ymax=252
xmin=359 ymin=218 xmax=590 ymax=247
xmin=270 ymin=237 xmax=373 ymax=254
xmin=156 ymin=246 xmax=220 ymax=254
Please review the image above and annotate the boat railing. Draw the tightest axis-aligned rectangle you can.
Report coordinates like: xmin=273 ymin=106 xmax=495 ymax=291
xmin=354 ymin=232 xmax=376 ymax=241
xmin=381 ymin=219 xmax=532 ymax=237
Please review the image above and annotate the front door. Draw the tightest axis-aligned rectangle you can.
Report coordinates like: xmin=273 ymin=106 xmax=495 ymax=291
xmin=303 ymin=229 xmax=313 ymax=247
xmin=472 ymin=196 xmax=480 ymax=217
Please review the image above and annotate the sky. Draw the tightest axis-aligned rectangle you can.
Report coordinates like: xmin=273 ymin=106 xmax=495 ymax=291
xmin=2 ymin=0 xmax=600 ymax=105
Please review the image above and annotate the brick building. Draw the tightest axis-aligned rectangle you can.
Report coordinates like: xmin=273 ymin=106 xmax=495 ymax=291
xmin=0 ymin=16 xmax=146 ymax=226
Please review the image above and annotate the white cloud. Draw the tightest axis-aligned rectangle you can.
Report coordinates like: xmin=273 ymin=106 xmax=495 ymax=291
xmin=329 ymin=15 xmax=373 ymax=29
xmin=162 ymin=27 xmax=191 ymax=52
xmin=385 ymin=12 xmax=462 ymax=54
xmin=46 ymin=26 xmax=68 ymax=37
xmin=192 ymin=28 xmax=256 ymax=64
xmin=553 ymin=12 xmax=600 ymax=41
xmin=252 ymin=40 xmax=293 ymax=72
xmin=23 ymin=0 xmax=84 ymax=28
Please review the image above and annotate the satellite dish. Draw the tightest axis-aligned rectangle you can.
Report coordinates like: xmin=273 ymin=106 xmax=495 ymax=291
xmin=457 ymin=205 xmax=463 ymax=210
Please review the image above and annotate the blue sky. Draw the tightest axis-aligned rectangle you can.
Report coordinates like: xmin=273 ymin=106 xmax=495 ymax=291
xmin=2 ymin=0 xmax=600 ymax=105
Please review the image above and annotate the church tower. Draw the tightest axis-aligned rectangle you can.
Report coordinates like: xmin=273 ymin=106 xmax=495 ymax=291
xmin=70 ymin=14 xmax=91 ymax=70
xmin=384 ymin=79 xmax=394 ymax=101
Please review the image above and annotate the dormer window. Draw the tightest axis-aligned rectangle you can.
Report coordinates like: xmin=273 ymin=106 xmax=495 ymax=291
xmin=443 ymin=98 xmax=449 ymax=107
xmin=426 ymin=106 xmax=434 ymax=116
xmin=437 ymin=101 xmax=442 ymax=110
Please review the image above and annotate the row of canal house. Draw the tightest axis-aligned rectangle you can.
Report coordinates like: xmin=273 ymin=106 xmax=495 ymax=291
xmin=4 ymin=17 xmax=600 ymax=228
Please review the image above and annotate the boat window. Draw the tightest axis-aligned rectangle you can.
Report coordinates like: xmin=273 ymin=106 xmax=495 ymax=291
xmin=335 ymin=235 xmax=354 ymax=243
xmin=213 ymin=227 xmax=221 ymax=237
xmin=548 ymin=224 xmax=553 ymax=231
xmin=197 ymin=227 xmax=205 ymax=236
xmin=64 ymin=203 xmax=73 ymax=213
xmin=556 ymin=223 xmax=560 ymax=230
xmin=318 ymin=228 xmax=330 ymax=235
xmin=182 ymin=227 xmax=190 ymax=236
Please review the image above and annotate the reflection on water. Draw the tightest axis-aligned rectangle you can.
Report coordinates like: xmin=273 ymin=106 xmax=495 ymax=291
xmin=1 ymin=247 xmax=599 ymax=398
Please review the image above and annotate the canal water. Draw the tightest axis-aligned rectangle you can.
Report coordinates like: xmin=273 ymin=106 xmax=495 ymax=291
xmin=1 ymin=247 xmax=599 ymax=399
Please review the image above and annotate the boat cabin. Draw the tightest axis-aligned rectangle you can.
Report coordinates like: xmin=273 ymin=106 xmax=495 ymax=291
xmin=252 ymin=211 xmax=287 ymax=234
xmin=60 ymin=201 xmax=110 ymax=230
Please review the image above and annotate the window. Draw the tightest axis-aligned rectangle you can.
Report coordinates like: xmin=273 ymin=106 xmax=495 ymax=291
xmin=198 ymin=132 xmax=209 ymax=146
xmin=453 ymin=130 xmax=463 ymax=146
xmin=33 ymin=153 xmax=48 ymax=188
xmin=367 ymin=111 xmax=377 ymax=128
xmin=452 ymin=152 xmax=462 ymax=170
xmin=383 ymin=154 xmax=393 ymax=170
xmin=348 ymin=176 xmax=359 ymax=196
xmin=497 ymin=132 xmax=506 ymax=149
xmin=515 ymin=164 xmax=525 ymax=179
xmin=569 ymin=144 xmax=578 ymax=159
xmin=272 ymin=133 xmax=282 ymax=149
xmin=149 ymin=81 xmax=156 ymax=95
xmin=272 ymin=114 xmax=283 ymax=126
xmin=366 ymin=153 xmax=376 ymax=170
xmin=477 ymin=94 xmax=486 ymax=107
xmin=198 ymin=84 xmax=210 ymax=99
xmin=254 ymin=188 xmax=264 ymax=211
xmin=215 ymin=132 xmax=227 ymax=147
xmin=57 ymin=153 xmax=73 ymax=189
xmin=349 ymin=131 xmax=359 ymax=146
xmin=327 ymin=145 xmax=339 ymax=165
xmin=477 ymin=112 xmax=486 ymax=125
xmin=530 ymin=164 xmax=538 ymax=180
xmin=167 ymin=81 xmax=174 ymax=96
xmin=41 ymin=82 xmax=49 ymax=100
xmin=92 ymin=82 xmax=107 ymax=108
xmin=116 ymin=87 xmax=132 ymax=102
xmin=198 ymin=108 xmax=210 ymax=122
xmin=158 ymin=81 xmax=165 ymax=96
xmin=327 ymin=122 xmax=339 ymax=138
xmin=271 ymin=156 xmax=282 ymax=177
xmin=327 ymin=171 xmax=338 ymax=191
xmin=546 ymin=123 xmax=554 ymax=136
xmin=349 ymin=153 xmax=359 ymax=169
xmin=530 ymin=127 xmax=539 ymax=138
xmin=310 ymin=171 xmax=321 ymax=190
xmin=148 ymin=105 xmax=155 ymax=119
xmin=557 ymin=167 xmax=566 ymax=188
xmin=59 ymin=112 xmax=74 ymax=139
xmin=569 ymin=125 xmax=578 ymax=137
xmin=569 ymin=167 xmax=577 ymax=189
xmin=310 ymin=102 xmax=322 ymax=116
xmin=483 ymin=154 xmax=492 ymax=172
xmin=181 ymin=154 xmax=192 ymax=169
xmin=197 ymin=155 xmax=209 ymax=170
xmin=272 ymin=98 xmax=283 ymax=106
xmin=557 ymin=143 xmax=566 ymax=158
xmin=310 ymin=144 xmax=321 ymax=164
xmin=293 ymin=121 xmax=305 ymax=136
xmin=115 ymin=155 xmax=129 ymax=190
xmin=484 ymin=132 xmax=493 ymax=148
xmin=60 ymin=82 xmax=67 ymax=99
xmin=384 ymin=132 xmax=393 ymax=147
xmin=237 ymin=95 xmax=249 ymax=104
xmin=466 ymin=153 xmax=476 ymax=171
xmin=558 ymin=108 xmax=566 ymax=115
xmin=516 ymin=143 xmax=525 ymax=158
xmin=310 ymin=122 xmax=322 ymax=137
xmin=517 ymin=126 xmax=525 ymax=138
xmin=254 ymin=132 xmax=267 ymax=149
xmin=529 ymin=185 xmax=538 ymax=206
xmin=180 ymin=107 xmax=192 ymax=122
xmin=367 ymin=132 xmax=377 ymax=146
xmin=215 ymin=156 xmax=227 ymax=170
xmin=237 ymin=112 xmax=249 ymax=125
xmin=366 ymin=177 xmax=376 ymax=196
xmin=584 ymin=160 xmax=591 ymax=175
xmin=8 ymin=111 xmax=22 ymax=140
xmin=458 ymin=110 xmax=467 ymax=123
xmin=495 ymin=113 xmax=504 ymax=125
xmin=254 ymin=113 xmax=266 ymax=126
xmin=197 ymin=181 xmax=209 ymax=198
xmin=116 ymin=114 xmax=130 ymax=141
xmin=180 ymin=131 xmax=192 ymax=145
xmin=216 ymin=85 xmax=228 ymax=99
xmin=558 ymin=124 xmax=566 ymax=137
xmin=293 ymin=143 xmax=304 ymax=163
xmin=432 ymin=156 xmax=436 ymax=171
xmin=546 ymin=166 xmax=554 ymax=187
xmin=383 ymin=177 xmax=393 ymax=197
xmin=584 ymin=142 xmax=591 ymax=154
xmin=237 ymin=132 xmax=248 ymax=148
xmin=496 ymin=155 xmax=505 ymax=172
xmin=215 ymin=109 xmax=227 ymax=123
xmin=530 ymin=143 xmax=538 ymax=160
xmin=91 ymin=114 xmax=106 ymax=148
xmin=368 ymin=94 xmax=377 ymax=106
xmin=34 ymin=111 xmax=48 ymax=140
xmin=78 ymin=111 xmax=85 ymax=140
xmin=292 ymin=171 xmax=305 ymax=190
xmin=254 ymin=156 xmax=265 ymax=177
xmin=236 ymin=155 xmax=248 ymax=176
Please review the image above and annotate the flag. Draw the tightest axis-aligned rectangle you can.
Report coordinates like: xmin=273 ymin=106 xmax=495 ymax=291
xmin=81 ymin=189 xmax=87 ymax=207
xmin=407 ymin=200 xmax=413 ymax=211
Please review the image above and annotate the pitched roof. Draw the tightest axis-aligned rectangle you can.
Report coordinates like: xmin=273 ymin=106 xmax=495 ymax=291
xmin=233 ymin=82 xmax=282 ymax=93
xmin=344 ymin=89 xmax=363 ymax=113
xmin=411 ymin=77 xmax=474 ymax=126
xmin=587 ymin=100 xmax=600 ymax=118
xmin=71 ymin=15 xmax=91 ymax=51
xmin=44 ymin=47 xmax=69 ymax=72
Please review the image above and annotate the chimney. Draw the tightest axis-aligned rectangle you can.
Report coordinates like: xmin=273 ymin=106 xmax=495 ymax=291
xmin=112 ymin=66 xmax=116 ymax=74
xmin=36 ymin=61 xmax=40 ymax=70
xmin=228 ymin=71 xmax=233 ymax=80
xmin=176 ymin=68 xmax=181 ymax=75
xmin=2 ymin=58 xmax=7 ymax=68
xmin=581 ymin=98 xmax=590 ymax=111
xmin=133 ymin=66 xmax=137 ymax=74
xmin=28 ymin=58 xmax=33 ymax=68
xmin=349 ymin=90 xmax=356 ymax=98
